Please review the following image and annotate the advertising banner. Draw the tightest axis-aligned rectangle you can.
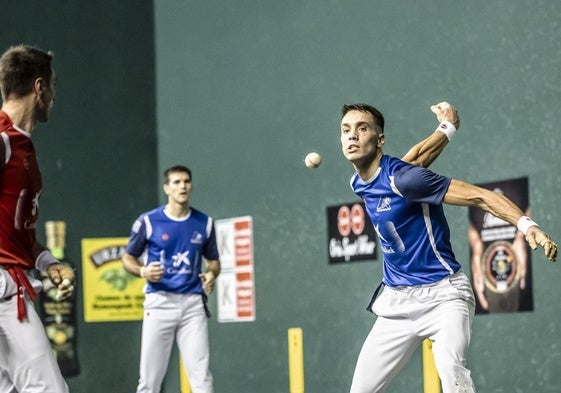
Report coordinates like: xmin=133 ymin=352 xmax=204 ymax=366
xmin=327 ymin=202 xmax=377 ymax=264
xmin=468 ymin=177 xmax=533 ymax=314
xmin=215 ymin=216 xmax=255 ymax=322
xmin=81 ymin=238 xmax=145 ymax=322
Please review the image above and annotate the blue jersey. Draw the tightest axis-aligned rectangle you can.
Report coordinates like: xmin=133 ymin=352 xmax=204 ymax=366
xmin=351 ymin=155 xmax=461 ymax=286
xmin=125 ymin=206 xmax=219 ymax=294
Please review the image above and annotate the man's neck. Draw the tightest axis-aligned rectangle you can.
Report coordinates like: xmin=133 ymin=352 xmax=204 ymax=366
xmin=1 ymin=99 xmax=37 ymax=133
xmin=354 ymin=151 xmax=383 ymax=181
xmin=164 ymin=202 xmax=190 ymax=218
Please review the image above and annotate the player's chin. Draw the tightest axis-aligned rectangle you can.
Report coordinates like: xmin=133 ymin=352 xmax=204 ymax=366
xmin=343 ymin=150 xmax=357 ymax=161
xmin=345 ymin=152 xmax=366 ymax=164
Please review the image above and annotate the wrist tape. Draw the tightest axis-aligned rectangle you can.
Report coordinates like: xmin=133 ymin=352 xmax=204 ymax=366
xmin=517 ymin=216 xmax=539 ymax=235
xmin=35 ymin=250 xmax=59 ymax=273
xmin=436 ymin=121 xmax=457 ymax=141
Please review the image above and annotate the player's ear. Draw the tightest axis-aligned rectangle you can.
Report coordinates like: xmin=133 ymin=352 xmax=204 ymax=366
xmin=377 ymin=133 xmax=385 ymax=147
xmin=33 ymin=78 xmax=44 ymax=95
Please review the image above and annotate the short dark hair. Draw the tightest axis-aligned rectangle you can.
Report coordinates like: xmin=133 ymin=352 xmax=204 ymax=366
xmin=341 ymin=103 xmax=385 ymax=133
xmin=163 ymin=165 xmax=192 ymax=184
xmin=0 ymin=45 xmax=54 ymax=100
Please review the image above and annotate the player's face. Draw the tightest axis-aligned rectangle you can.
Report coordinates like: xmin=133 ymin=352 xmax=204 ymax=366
xmin=164 ymin=171 xmax=192 ymax=205
xmin=340 ymin=110 xmax=384 ymax=164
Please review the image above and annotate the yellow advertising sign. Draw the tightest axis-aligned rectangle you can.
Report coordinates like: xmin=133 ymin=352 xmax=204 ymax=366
xmin=179 ymin=356 xmax=191 ymax=393
xmin=81 ymin=237 xmax=145 ymax=322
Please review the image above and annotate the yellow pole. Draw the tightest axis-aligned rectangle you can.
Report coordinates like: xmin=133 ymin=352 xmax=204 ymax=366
xmin=179 ymin=356 xmax=192 ymax=393
xmin=422 ymin=339 xmax=441 ymax=393
xmin=288 ymin=327 xmax=305 ymax=393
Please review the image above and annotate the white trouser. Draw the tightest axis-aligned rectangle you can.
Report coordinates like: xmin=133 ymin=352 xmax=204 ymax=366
xmin=137 ymin=292 xmax=213 ymax=393
xmin=350 ymin=272 xmax=476 ymax=393
xmin=0 ymin=368 xmax=17 ymax=393
xmin=0 ymin=295 xmax=69 ymax=393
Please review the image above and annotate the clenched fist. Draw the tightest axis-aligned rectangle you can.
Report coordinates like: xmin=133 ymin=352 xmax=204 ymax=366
xmin=431 ymin=101 xmax=460 ymax=130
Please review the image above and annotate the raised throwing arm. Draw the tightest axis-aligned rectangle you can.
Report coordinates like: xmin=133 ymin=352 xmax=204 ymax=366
xmin=402 ymin=102 xmax=460 ymax=168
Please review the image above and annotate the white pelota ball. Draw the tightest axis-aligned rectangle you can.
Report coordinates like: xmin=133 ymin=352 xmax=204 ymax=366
xmin=304 ymin=152 xmax=322 ymax=168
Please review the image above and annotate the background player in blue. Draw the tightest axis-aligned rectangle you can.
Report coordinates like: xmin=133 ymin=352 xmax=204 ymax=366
xmin=122 ymin=165 xmax=221 ymax=393
xmin=340 ymin=103 xmax=557 ymax=393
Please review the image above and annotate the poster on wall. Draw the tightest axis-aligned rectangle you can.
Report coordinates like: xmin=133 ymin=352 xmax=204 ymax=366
xmin=81 ymin=237 xmax=145 ymax=322
xmin=468 ymin=177 xmax=533 ymax=314
xmin=327 ymin=202 xmax=377 ymax=264
xmin=215 ymin=216 xmax=255 ymax=322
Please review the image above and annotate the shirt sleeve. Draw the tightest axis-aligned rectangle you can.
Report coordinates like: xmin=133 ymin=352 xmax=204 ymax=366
xmin=393 ymin=164 xmax=451 ymax=205
xmin=203 ymin=223 xmax=220 ymax=260
xmin=125 ymin=215 xmax=148 ymax=257
xmin=0 ymin=132 xmax=7 ymax=171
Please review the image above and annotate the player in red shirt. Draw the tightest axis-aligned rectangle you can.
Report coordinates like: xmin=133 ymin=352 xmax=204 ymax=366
xmin=0 ymin=45 xmax=75 ymax=392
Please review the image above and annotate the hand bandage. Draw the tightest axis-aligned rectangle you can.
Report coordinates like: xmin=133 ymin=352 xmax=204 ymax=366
xmin=56 ymin=278 xmax=75 ymax=300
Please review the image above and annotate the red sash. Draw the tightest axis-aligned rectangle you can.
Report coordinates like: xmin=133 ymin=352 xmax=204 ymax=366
xmin=6 ymin=266 xmax=38 ymax=320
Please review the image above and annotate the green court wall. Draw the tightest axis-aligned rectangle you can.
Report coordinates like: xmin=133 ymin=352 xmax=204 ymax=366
xmin=1 ymin=1 xmax=561 ymax=392
xmin=154 ymin=1 xmax=561 ymax=393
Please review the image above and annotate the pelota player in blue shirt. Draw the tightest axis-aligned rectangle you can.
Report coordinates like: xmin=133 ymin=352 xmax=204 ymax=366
xmin=340 ymin=102 xmax=557 ymax=393
xmin=122 ymin=165 xmax=221 ymax=393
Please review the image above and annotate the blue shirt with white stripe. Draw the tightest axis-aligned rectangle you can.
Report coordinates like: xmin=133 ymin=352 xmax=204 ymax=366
xmin=351 ymin=155 xmax=460 ymax=286
xmin=125 ymin=206 xmax=219 ymax=294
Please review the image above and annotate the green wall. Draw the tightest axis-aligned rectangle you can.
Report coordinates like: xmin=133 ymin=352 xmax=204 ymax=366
xmin=155 ymin=1 xmax=561 ymax=393
xmin=1 ymin=0 xmax=561 ymax=392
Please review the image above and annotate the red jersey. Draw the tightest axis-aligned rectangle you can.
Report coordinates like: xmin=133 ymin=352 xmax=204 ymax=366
xmin=0 ymin=110 xmax=42 ymax=269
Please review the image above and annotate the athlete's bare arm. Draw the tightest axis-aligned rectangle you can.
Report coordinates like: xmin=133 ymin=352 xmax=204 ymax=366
xmin=402 ymin=131 xmax=449 ymax=168
xmin=122 ymin=252 xmax=164 ymax=282
xmin=199 ymin=259 xmax=220 ymax=295
xmin=122 ymin=252 xmax=143 ymax=276
xmin=402 ymin=102 xmax=460 ymax=168
xmin=444 ymin=179 xmax=557 ymax=262
xmin=205 ymin=259 xmax=221 ymax=278
xmin=31 ymin=239 xmax=48 ymax=259
xmin=199 ymin=259 xmax=221 ymax=294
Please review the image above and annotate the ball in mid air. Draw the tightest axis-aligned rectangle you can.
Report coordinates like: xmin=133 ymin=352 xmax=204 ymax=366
xmin=304 ymin=152 xmax=322 ymax=168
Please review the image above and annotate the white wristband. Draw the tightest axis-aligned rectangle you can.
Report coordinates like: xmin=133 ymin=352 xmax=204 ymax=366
xmin=517 ymin=216 xmax=539 ymax=235
xmin=436 ymin=121 xmax=457 ymax=141
xmin=140 ymin=267 xmax=146 ymax=278
xmin=35 ymin=250 xmax=59 ymax=273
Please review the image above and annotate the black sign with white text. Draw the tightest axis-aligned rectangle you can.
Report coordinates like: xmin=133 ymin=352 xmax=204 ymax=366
xmin=327 ymin=202 xmax=377 ymax=264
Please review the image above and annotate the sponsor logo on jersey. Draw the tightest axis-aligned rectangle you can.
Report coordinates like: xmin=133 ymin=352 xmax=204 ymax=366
xmin=376 ymin=197 xmax=391 ymax=212
xmin=131 ymin=219 xmax=142 ymax=233
xmin=191 ymin=231 xmax=203 ymax=244
xmin=168 ymin=251 xmax=192 ymax=274
xmin=172 ymin=251 xmax=191 ymax=267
